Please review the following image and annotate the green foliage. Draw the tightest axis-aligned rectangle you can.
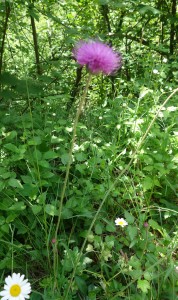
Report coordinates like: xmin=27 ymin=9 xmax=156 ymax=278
xmin=0 ymin=0 xmax=178 ymax=299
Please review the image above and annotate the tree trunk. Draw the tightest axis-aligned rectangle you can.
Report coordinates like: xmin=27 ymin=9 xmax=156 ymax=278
xmin=170 ymin=0 xmax=176 ymax=55
xmin=0 ymin=2 xmax=11 ymax=77
xmin=30 ymin=2 xmax=42 ymax=75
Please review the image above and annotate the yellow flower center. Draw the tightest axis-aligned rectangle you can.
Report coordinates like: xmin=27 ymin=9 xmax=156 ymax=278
xmin=10 ymin=284 xmax=21 ymax=297
xmin=118 ymin=221 xmax=124 ymax=225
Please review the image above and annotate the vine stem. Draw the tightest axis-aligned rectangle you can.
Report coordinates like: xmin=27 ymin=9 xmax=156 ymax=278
xmin=53 ymin=73 xmax=92 ymax=287
xmin=64 ymin=87 xmax=178 ymax=299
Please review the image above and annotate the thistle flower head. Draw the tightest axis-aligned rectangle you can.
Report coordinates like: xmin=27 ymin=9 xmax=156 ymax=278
xmin=73 ymin=40 xmax=122 ymax=75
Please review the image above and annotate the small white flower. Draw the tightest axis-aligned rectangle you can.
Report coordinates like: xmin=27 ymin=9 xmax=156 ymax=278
xmin=153 ymin=69 xmax=159 ymax=74
xmin=0 ymin=273 xmax=31 ymax=300
xmin=115 ymin=217 xmax=128 ymax=227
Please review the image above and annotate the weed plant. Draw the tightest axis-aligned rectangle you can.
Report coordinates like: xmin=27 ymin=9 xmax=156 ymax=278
xmin=0 ymin=3 xmax=177 ymax=299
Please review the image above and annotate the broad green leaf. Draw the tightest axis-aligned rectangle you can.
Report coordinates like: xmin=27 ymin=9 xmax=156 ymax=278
xmin=0 ymin=181 xmax=5 ymax=191
xmin=137 ymin=279 xmax=150 ymax=293
xmin=143 ymin=177 xmax=153 ymax=191
xmin=42 ymin=171 xmax=54 ymax=178
xmin=124 ymin=211 xmax=135 ymax=224
xmin=129 ymin=269 xmax=142 ymax=279
xmin=61 ymin=153 xmax=71 ymax=165
xmin=75 ymin=276 xmax=88 ymax=295
xmin=129 ymin=255 xmax=141 ymax=269
xmin=9 ymin=202 xmax=26 ymax=211
xmin=43 ymin=150 xmax=58 ymax=159
xmin=106 ymin=223 xmax=116 ymax=233
xmin=21 ymin=184 xmax=38 ymax=198
xmin=37 ymin=193 xmax=46 ymax=204
xmin=4 ymin=143 xmax=18 ymax=153
xmin=28 ymin=136 xmax=42 ymax=145
xmin=32 ymin=149 xmax=42 ymax=160
xmin=0 ymin=216 xmax=5 ymax=225
xmin=105 ymin=235 xmax=115 ymax=248
xmin=75 ymin=152 xmax=87 ymax=162
xmin=5 ymin=131 xmax=17 ymax=140
xmin=95 ymin=223 xmax=103 ymax=235
xmin=1 ymin=172 xmax=13 ymax=179
xmin=45 ymin=204 xmax=58 ymax=216
xmin=1 ymin=224 xmax=9 ymax=233
xmin=31 ymin=205 xmax=42 ymax=215
xmin=8 ymin=178 xmax=23 ymax=189
xmin=148 ymin=219 xmax=160 ymax=230
xmin=61 ymin=207 xmax=73 ymax=219
xmin=148 ymin=219 xmax=163 ymax=235
xmin=38 ymin=160 xmax=50 ymax=168
xmin=138 ymin=5 xmax=160 ymax=15
xmin=0 ymin=257 xmax=11 ymax=270
xmin=6 ymin=214 xmax=18 ymax=223
xmin=144 ymin=271 xmax=153 ymax=281
xmin=127 ymin=225 xmax=137 ymax=241
xmin=21 ymin=176 xmax=33 ymax=184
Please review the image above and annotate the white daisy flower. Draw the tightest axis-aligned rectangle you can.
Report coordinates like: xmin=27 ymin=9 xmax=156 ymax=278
xmin=0 ymin=273 xmax=31 ymax=300
xmin=115 ymin=217 xmax=128 ymax=227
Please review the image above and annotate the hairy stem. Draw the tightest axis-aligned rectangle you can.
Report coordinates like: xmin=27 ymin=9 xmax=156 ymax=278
xmin=53 ymin=73 xmax=92 ymax=287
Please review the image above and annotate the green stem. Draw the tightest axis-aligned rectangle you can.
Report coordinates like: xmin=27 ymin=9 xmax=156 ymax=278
xmin=64 ymin=87 xmax=178 ymax=299
xmin=53 ymin=73 xmax=92 ymax=287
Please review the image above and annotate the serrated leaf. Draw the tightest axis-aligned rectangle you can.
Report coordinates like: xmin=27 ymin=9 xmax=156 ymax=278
xmin=129 ymin=255 xmax=141 ymax=269
xmin=129 ymin=269 xmax=142 ymax=279
xmin=124 ymin=211 xmax=135 ymax=223
xmin=143 ymin=176 xmax=153 ymax=191
xmin=137 ymin=279 xmax=150 ymax=293
xmin=144 ymin=271 xmax=153 ymax=281
xmin=127 ymin=225 xmax=137 ymax=241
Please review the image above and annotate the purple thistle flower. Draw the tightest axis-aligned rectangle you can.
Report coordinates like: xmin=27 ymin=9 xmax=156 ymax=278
xmin=144 ymin=222 xmax=149 ymax=228
xmin=73 ymin=40 xmax=122 ymax=75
